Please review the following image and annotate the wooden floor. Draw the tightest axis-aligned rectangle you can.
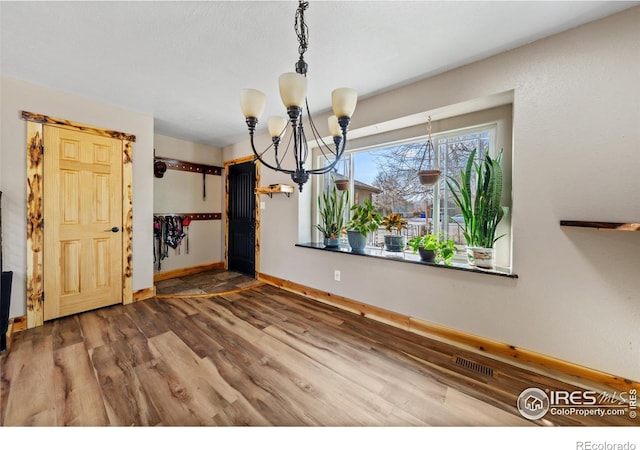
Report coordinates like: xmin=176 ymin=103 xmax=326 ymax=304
xmin=1 ymin=280 xmax=635 ymax=426
xmin=155 ymin=269 xmax=262 ymax=297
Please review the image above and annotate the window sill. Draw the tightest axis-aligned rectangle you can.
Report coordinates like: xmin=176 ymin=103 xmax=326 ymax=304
xmin=296 ymin=242 xmax=518 ymax=279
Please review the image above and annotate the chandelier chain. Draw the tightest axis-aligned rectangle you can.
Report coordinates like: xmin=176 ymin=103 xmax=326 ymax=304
xmin=241 ymin=0 xmax=354 ymax=192
xmin=295 ymin=1 xmax=310 ymax=63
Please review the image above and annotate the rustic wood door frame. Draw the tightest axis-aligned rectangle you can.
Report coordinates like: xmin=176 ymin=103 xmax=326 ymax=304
xmin=22 ymin=111 xmax=135 ymax=329
xmin=224 ymin=156 xmax=260 ymax=276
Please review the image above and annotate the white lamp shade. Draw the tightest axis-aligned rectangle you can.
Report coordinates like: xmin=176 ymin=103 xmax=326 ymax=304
xmin=279 ymin=72 xmax=308 ymax=108
xmin=268 ymin=116 xmax=288 ymax=138
xmin=240 ymin=88 xmax=266 ymax=119
xmin=331 ymin=88 xmax=358 ymax=118
xmin=328 ymin=115 xmax=341 ymax=137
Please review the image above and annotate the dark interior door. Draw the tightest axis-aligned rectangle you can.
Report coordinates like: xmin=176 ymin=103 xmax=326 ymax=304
xmin=228 ymin=161 xmax=256 ymax=277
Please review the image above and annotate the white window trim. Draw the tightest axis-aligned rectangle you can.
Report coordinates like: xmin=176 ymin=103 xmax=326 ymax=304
xmin=311 ymin=103 xmax=514 ymax=273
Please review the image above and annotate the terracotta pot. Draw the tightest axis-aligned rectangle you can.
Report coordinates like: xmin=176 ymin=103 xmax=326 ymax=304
xmin=417 ymin=170 xmax=441 ymax=186
xmin=335 ymin=179 xmax=349 ymax=191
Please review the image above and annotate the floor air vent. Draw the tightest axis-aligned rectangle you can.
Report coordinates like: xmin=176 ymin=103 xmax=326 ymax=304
xmin=455 ymin=356 xmax=494 ymax=377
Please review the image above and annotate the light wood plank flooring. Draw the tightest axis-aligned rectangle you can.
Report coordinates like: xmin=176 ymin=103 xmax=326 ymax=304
xmin=154 ymin=269 xmax=261 ymax=297
xmin=1 ymin=281 xmax=635 ymax=426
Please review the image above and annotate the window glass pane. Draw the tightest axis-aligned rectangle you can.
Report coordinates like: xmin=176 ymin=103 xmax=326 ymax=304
xmin=438 ymin=129 xmax=493 ymax=248
xmin=322 ymin=156 xmax=349 ymax=190
xmin=313 ymin=118 xmax=509 ymax=270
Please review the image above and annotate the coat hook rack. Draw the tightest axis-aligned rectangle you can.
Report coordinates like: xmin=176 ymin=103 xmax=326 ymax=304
xmin=154 ymin=213 xmax=221 ymax=221
xmin=154 ymin=157 xmax=222 ymax=176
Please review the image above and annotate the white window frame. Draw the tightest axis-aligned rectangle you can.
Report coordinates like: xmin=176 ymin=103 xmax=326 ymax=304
xmin=312 ymin=104 xmax=513 ymax=272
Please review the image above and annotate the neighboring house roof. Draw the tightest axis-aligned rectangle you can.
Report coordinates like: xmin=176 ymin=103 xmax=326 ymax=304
xmin=353 ymin=180 xmax=382 ymax=194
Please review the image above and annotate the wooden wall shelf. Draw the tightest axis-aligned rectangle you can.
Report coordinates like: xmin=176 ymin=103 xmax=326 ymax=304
xmin=154 ymin=213 xmax=221 ymax=221
xmin=560 ymin=220 xmax=640 ymax=231
xmin=155 ymin=157 xmax=222 ymax=176
xmin=255 ymin=184 xmax=294 ymax=198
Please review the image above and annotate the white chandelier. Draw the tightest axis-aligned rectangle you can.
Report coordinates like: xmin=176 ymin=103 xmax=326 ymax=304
xmin=239 ymin=0 xmax=357 ymax=192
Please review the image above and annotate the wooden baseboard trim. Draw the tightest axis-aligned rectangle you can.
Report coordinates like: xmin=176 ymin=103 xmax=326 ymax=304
xmin=3 ymin=316 xmax=27 ymax=353
xmin=257 ymin=272 xmax=639 ymax=393
xmin=9 ymin=316 xmax=27 ymax=333
xmin=153 ymin=261 xmax=225 ymax=282
xmin=133 ymin=286 xmax=156 ymax=302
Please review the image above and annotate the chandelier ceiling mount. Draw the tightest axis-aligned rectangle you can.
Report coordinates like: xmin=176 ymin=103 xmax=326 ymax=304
xmin=240 ymin=0 xmax=357 ymax=192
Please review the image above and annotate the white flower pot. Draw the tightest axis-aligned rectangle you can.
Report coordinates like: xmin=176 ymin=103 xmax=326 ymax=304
xmin=466 ymin=246 xmax=495 ymax=269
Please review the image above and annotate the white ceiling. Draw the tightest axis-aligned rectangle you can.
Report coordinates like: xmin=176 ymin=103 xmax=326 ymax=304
xmin=1 ymin=1 xmax=637 ymax=148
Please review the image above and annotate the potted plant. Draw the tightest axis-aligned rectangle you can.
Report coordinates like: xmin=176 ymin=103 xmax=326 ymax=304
xmin=380 ymin=212 xmax=408 ymax=252
xmin=334 ymin=178 xmax=350 ymax=191
xmin=446 ymin=148 xmax=507 ymax=269
xmin=407 ymin=234 xmax=457 ymax=264
xmin=346 ymin=199 xmax=383 ymax=253
xmin=315 ymin=185 xmax=349 ymax=248
xmin=417 ymin=117 xmax=440 ymax=186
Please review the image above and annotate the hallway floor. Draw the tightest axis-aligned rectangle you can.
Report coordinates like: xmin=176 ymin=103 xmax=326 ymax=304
xmin=154 ymin=269 xmax=261 ymax=297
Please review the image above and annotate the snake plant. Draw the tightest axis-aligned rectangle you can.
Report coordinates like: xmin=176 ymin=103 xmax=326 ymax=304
xmin=446 ymin=148 xmax=507 ymax=248
xmin=316 ymin=184 xmax=349 ymax=239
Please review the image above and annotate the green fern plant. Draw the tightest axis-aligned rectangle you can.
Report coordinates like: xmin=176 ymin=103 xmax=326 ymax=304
xmin=446 ymin=148 xmax=507 ymax=248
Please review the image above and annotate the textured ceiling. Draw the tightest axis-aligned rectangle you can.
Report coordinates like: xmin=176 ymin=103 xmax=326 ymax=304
xmin=1 ymin=1 xmax=637 ymax=148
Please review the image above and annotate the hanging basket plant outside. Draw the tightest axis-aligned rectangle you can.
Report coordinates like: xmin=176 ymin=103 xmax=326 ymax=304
xmin=335 ymin=179 xmax=350 ymax=191
xmin=417 ymin=169 xmax=441 ymax=186
xmin=417 ymin=116 xmax=440 ymax=186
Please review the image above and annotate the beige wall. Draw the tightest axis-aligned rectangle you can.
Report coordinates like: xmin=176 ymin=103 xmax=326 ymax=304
xmin=0 ymin=76 xmax=155 ymax=318
xmin=223 ymin=8 xmax=640 ymax=381
xmin=153 ymin=134 xmax=224 ymax=274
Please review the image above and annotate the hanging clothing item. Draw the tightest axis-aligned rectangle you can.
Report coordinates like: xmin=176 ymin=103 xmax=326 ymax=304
xmin=164 ymin=215 xmax=185 ymax=250
xmin=202 ymin=172 xmax=206 ymax=200
xmin=182 ymin=216 xmax=192 ymax=254
xmin=153 ymin=215 xmax=167 ymax=271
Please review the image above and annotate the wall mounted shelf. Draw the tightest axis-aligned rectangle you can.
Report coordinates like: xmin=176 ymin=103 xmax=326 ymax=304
xmin=560 ymin=220 xmax=640 ymax=231
xmin=155 ymin=157 xmax=222 ymax=176
xmin=255 ymin=184 xmax=294 ymax=198
xmin=154 ymin=213 xmax=221 ymax=221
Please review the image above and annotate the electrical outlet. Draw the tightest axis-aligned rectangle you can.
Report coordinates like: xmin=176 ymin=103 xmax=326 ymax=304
xmin=334 ymin=270 xmax=341 ymax=281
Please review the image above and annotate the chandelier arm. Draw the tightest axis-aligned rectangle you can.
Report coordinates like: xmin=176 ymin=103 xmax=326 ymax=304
xmin=275 ymin=128 xmax=294 ymax=169
xmin=304 ymin=101 xmax=340 ymax=160
xmin=299 ymin=128 xmax=310 ymax=172
xmin=271 ymin=118 xmax=293 ymax=169
xmin=249 ymin=130 xmax=294 ymax=175
xmin=298 ymin=123 xmax=306 ymax=172
xmin=307 ymin=133 xmax=347 ymax=175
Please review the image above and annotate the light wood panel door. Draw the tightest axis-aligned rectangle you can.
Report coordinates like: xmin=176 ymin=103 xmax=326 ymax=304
xmin=44 ymin=126 xmax=123 ymax=320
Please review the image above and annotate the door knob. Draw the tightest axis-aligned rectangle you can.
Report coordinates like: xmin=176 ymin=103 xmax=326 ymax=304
xmin=106 ymin=227 xmax=120 ymax=232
